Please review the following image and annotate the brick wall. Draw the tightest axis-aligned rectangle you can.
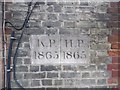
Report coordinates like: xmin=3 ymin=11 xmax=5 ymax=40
xmin=1 ymin=0 xmax=120 ymax=89
xmin=107 ymin=2 xmax=120 ymax=88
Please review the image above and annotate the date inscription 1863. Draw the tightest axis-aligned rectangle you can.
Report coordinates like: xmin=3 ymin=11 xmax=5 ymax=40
xmin=30 ymin=35 xmax=90 ymax=64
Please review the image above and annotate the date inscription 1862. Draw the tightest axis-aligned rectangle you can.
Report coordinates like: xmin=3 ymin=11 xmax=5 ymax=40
xmin=30 ymin=35 xmax=90 ymax=64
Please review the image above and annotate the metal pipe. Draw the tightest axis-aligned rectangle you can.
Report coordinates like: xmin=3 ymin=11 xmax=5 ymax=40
xmin=7 ymin=31 xmax=15 ymax=89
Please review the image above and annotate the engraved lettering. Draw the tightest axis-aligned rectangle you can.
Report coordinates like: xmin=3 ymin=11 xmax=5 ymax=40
xmin=65 ymin=52 xmax=72 ymax=59
xmin=65 ymin=40 xmax=68 ymax=47
xmin=31 ymin=35 xmax=89 ymax=64
xmin=49 ymin=39 xmax=55 ymax=47
xmin=38 ymin=52 xmax=44 ymax=59
xmin=73 ymin=52 xmax=79 ymax=59
xmin=65 ymin=40 xmax=73 ymax=47
xmin=81 ymin=51 xmax=87 ymax=58
xmin=54 ymin=51 xmax=59 ymax=59
xmin=70 ymin=40 xmax=72 ymax=47
xmin=37 ymin=39 xmax=45 ymax=47
xmin=46 ymin=52 xmax=52 ymax=59
xmin=34 ymin=51 xmax=37 ymax=59
xmin=78 ymin=40 xmax=83 ymax=47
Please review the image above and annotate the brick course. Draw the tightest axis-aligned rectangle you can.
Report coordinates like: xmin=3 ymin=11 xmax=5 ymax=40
xmin=108 ymin=36 xmax=120 ymax=43
xmin=111 ymin=43 xmax=120 ymax=49
xmin=110 ymin=2 xmax=120 ymax=7
xmin=107 ymin=2 xmax=120 ymax=88
xmin=112 ymin=57 xmax=120 ymax=63
xmin=108 ymin=51 xmax=120 ymax=56
xmin=107 ymin=64 xmax=120 ymax=71
xmin=112 ymin=30 xmax=120 ymax=35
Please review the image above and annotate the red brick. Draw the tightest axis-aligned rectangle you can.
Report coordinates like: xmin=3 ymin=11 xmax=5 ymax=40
xmin=107 ymin=22 xmax=120 ymax=28
xmin=111 ymin=43 xmax=120 ymax=49
xmin=108 ymin=36 xmax=120 ymax=43
xmin=110 ymin=15 xmax=120 ymax=21
xmin=110 ymin=2 xmax=120 ymax=7
xmin=107 ymin=64 xmax=120 ymax=70
xmin=5 ymin=28 xmax=12 ymax=34
xmin=112 ymin=70 xmax=120 ymax=77
xmin=107 ymin=8 xmax=120 ymax=14
xmin=108 ymin=78 xmax=118 ymax=84
xmin=112 ymin=30 xmax=120 ymax=35
xmin=112 ymin=57 xmax=120 ymax=63
xmin=108 ymin=51 xmax=120 ymax=56
xmin=112 ymin=88 xmax=120 ymax=90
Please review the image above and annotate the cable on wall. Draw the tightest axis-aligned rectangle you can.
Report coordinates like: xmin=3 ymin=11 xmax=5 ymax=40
xmin=5 ymin=1 xmax=38 ymax=89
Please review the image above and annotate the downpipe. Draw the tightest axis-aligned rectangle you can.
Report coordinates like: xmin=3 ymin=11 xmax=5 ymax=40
xmin=7 ymin=31 xmax=15 ymax=89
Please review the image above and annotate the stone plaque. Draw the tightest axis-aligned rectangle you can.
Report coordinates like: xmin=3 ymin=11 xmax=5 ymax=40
xmin=30 ymin=35 xmax=90 ymax=64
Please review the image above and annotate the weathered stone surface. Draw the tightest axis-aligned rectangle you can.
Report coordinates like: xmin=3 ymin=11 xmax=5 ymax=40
xmin=42 ymin=21 xmax=61 ymax=28
xmin=24 ymin=42 xmax=30 ymax=49
xmin=97 ymin=64 xmax=107 ymax=70
xmin=17 ymin=49 xmax=28 ymax=57
xmin=47 ymin=6 xmax=54 ymax=12
xmin=42 ymin=80 xmax=52 ymax=86
xmin=31 ymin=80 xmax=40 ymax=87
xmin=24 ymin=58 xmax=31 ymax=64
xmin=97 ymin=79 xmax=107 ymax=85
xmin=63 ymin=65 xmax=77 ymax=71
xmin=30 ymin=66 xmax=39 ymax=72
xmin=46 ymin=28 xmax=59 ymax=35
xmin=41 ymin=65 xmax=61 ymax=71
xmin=16 ymin=58 xmax=23 ymax=65
xmin=16 ymin=66 xmax=28 ymax=72
xmin=59 ymin=14 xmax=77 ymax=21
xmin=64 ymin=21 xmax=76 ymax=28
xmin=64 ymin=6 xmax=75 ymax=13
xmin=91 ymin=71 xmax=110 ymax=78
xmin=80 ymin=79 xmax=96 ymax=85
xmin=24 ymin=72 xmax=45 ymax=79
xmin=11 ymin=81 xmax=19 ymax=88
xmin=78 ymin=65 xmax=96 ymax=71
xmin=20 ymin=80 xmax=29 ymax=87
xmin=54 ymin=80 xmax=63 ymax=85
xmin=11 ymin=80 xmax=29 ymax=88
xmin=47 ymin=14 xmax=58 ymax=20
xmin=64 ymin=79 xmax=75 ymax=86
xmin=24 ymin=28 xmax=44 ymax=35
xmin=54 ymin=4 xmax=62 ymax=12
xmin=30 ymin=35 xmax=90 ymax=64
xmin=16 ymin=73 xmax=23 ymax=79
xmin=47 ymin=72 xmax=58 ymax=78
xmin=61 ymin=72 xmax=81 ymax=78
xmin=82 ymin=72 xmax=90 ymax=78
xmin=47 ymin=0 xmax=56 ymax=5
